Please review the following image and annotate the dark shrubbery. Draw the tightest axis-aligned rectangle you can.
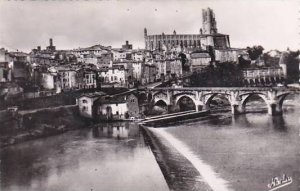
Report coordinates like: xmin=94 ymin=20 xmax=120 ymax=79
xmin=190 ymin=62 xmax=243 ymax=87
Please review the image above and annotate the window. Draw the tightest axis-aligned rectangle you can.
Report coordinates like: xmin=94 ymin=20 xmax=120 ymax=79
xmin=82 ymin=99 xmax=87 ymax=103
xmin=116 ymin=111 xmax=119 ymax=115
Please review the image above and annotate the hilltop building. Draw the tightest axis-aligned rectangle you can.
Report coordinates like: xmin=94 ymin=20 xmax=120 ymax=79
xmin=144 ymin=8 xmax=230 ymax=51
xmin=46 ymin=38 xmax=56 ymax=52
xmin=122 ymin=41 xmax=133 ymax=50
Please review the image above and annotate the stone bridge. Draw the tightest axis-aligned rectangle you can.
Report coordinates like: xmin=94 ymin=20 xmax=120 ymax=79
xmin=141 ymin=87 xmax=299 ymax=115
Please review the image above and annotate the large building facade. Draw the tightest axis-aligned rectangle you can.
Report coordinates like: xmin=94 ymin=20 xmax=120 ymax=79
xmin=144 ymin=8 xmax=230 ymax=51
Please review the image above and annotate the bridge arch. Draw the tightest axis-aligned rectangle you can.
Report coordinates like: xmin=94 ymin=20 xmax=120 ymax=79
xmin=204 ymin=93 xmax=231 ymax=110
xmin=152 ymin=99 xmax=168 ymax=112
xmin=154 ymin=99 xmax=168 ymax=106
xmin=151 ymin=99 xmax=169 ymax=114
xmin=240 ymin=93 xmax=269 ymax=112
xmin=277 ymin=92 xmax=291 ymax=109
xmin=174 ymin=94 xmax=197 ymax=106
xmin=151 ymin=91 xmax=169 ymax=105
xmin=174 ymin=95 xmax=196 ymax=111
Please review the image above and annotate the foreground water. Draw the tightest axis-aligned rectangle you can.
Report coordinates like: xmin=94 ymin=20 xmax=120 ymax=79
xmin=153 ymin=103 xmax=300 ymax=191
xmin=1 ymin=102 xmax=299 ymax=191
xmin=0 ymin=122 xmax=169 ymax=191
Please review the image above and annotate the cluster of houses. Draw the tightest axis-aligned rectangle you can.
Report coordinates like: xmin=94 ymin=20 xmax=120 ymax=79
xmin=1 ymin=32 xmax=298 ymax=104
xmin=29 ymin=39 xmax=189 ymax=92
xmin=2 ymin=36 xmax=241 ymax=98
xmin=0 ymin=39 xmax=180 ymax=100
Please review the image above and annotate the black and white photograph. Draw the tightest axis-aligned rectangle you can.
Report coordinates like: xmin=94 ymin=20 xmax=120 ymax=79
xmin=0 ymin=0 xmax=299 ymax=191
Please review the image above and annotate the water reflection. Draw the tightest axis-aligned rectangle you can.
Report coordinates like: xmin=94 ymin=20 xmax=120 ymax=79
xmin=269 ymin=116 xmax=288 ymax=132
xmin=92 ymin=122 xmax=139 ymax=140
xmin=0 ymin=122 xmax=169 ymax=191
xmin=232 ymin=114 xmax=288 ymax=132
xmin=232 ymin=114 xmax=251 ymax=127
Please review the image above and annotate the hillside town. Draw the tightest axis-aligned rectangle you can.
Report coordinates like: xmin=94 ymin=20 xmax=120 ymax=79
xmin=0 ymin=8 xmax=299 ymax=120
xmin=1 ymin=3 xmax=300 ymax=191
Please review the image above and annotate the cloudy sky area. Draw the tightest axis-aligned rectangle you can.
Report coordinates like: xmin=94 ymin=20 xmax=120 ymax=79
xmin=0 ymin=0 xmax=298 ymax=52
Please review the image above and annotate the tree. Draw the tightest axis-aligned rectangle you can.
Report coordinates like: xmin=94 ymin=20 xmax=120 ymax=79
xmin=246 ymin=45 xmax=264 ymax=60
xmin=178 ymin=52 xmax=190 ymax=71
xmin=238 ymin=55 xmax=251 ymax=68
xmin=285 ymin=50 xmax=300 ymax=83
xmin=190 ymin=62 xmax=243 ymax=87
xmin=263 ymin=53 xmax=280 ymax=67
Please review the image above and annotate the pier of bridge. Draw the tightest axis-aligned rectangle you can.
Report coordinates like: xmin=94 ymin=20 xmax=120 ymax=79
xmin=140 ymin=87 xmax=298 ymax=116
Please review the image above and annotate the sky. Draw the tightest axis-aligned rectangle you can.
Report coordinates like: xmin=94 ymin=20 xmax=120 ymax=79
xmin=0 ymin=0 xmax=298 ymax=52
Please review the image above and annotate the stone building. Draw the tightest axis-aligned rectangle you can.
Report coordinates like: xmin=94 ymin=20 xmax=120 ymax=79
xmin=0 ymin=48 xmax=13 ymax=82
xmin=56 ymin=66 xmax=77 ymax=90
xmin=46 ymin=38 xmax=56 ymax=52
xmin=9 ymin=52 xmax=30 ymax=83
xmin=242 ymin=67 xmax=285 ymax=86
xmin=79 ymin=54 xmax=98 ymax=65
xmin=144 ymin=8 xmax=230 ymax=51
xmin=122 ymin=41 xmax=133 ymax=50
xmin=40 ymin=72 xmax=57 ymax=90
xmin=77 ymin=92 xmax=106 ymax=118
xmin=153 ymin=58 xmax=182 ymax=81
xmin=94 ymin=93 xmax=139 ymax=120
xmin=72 ymin=44 xmax=112 ymax=57
xmin=111 ymin=49 xmax=130 ymax=61
xmin=190 ymin=51 xmax=211 ymax=71
xmin=131 ymin=51 xmax=144 ymax=62
xmin=98 ymin=65 xmax=129 ymax=87
xmin=76 ymin=68 xmax=98 ymax=89
xmin=132 ymin=61 xmax=143 ymax=83
xmin=97 ymin=52 xmax=113 ymax=68
xmin=214 ymin=48 xmax=249 ymax=63
xmin=142 ymin=63 xmax=156 ymax=84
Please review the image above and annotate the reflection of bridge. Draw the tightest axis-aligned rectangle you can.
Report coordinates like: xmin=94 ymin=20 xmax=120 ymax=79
xmin=142 ymin=87 xmax=298 ymax=115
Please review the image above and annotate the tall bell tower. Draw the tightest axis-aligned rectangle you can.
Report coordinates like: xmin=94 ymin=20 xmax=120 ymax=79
xmin=202 ymin=8 xmax=218 ymax=35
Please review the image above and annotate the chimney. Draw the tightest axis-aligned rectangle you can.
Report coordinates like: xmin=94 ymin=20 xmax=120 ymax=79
xmin=37 ymin=46 xmax=41 ymax=51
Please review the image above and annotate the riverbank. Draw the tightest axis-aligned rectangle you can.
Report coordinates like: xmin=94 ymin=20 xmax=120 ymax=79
xmin=0 ymin=106 xmax=91 ymax=148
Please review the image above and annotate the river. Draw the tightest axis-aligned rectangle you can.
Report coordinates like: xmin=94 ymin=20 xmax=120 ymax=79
xmin=148 ymin=99 xmax=300 ymax=191
xmin=0 ymin=122 xmax=169 ymax=191
xmin=1 ymin=100 xmax=299 ymax=191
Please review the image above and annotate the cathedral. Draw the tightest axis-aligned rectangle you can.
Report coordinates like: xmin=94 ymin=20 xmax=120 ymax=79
xmin=144 ymin=8 xmax=230 ymax=51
